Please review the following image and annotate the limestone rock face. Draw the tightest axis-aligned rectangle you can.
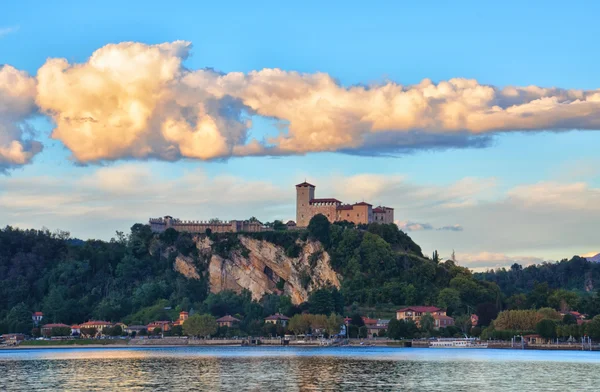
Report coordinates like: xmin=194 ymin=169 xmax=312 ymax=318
xmin=174 ymin=255 xmax=200 ymax=280
xmin=199 ymin=236 xmax=339 ymax=304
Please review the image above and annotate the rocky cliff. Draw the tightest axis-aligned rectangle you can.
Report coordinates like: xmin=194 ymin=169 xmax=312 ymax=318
xmin=174 ymin=235 xmax=340 ymax=305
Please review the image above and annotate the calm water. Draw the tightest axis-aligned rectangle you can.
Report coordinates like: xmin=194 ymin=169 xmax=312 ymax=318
xmin=1 ymin=346 xmax=600 ymax=391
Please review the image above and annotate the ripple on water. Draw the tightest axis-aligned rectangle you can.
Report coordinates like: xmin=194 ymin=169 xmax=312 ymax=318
xmin=1 ymin=347 xmax=599 ymax=391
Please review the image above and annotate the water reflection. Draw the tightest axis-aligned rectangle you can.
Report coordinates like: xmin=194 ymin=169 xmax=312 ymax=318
xmin=1 ymin=347 xmax=600 ymax=391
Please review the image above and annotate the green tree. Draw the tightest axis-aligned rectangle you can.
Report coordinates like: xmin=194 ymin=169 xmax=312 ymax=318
xmin=587 ymin=315 xmax=600 ymax=340
xmin=536 ymin=319 xmax=557 ymax=340
xmin=437 ymin=288 xmax=461 ymax=314
xmin=183 ymin=314 xmax=218 ymax=338
xmin=420 ymin=313 xmax=435 ymax=334
xmin=562 ymin=313 xmax=577 ymax=325
xmin=109 ymin=325 xmax=123 ymax=337
xmin=288 ymin=314 xmax=312 ymax=335
xmin=307 ymin=214 xmax=331 ymax=247
xmin=51 ymin=326 xmax=72 ymax=337
xmin=5 ymin=303 xmax=33 ymax=334
xmin=454 ymin=314 xmax=472 ymax=334
xmin=325 ymin=313 xmax=344 ymax=336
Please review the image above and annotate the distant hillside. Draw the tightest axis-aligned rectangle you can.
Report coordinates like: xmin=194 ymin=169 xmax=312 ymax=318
xmin=586 ymin=253 xmax=600 ymax=262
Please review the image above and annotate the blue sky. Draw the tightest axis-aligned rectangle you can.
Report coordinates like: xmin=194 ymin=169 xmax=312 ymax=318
xmin=1 ymin=1 xmax=599 ymax=269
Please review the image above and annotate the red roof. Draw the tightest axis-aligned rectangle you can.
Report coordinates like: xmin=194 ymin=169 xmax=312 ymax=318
xmin=337 ymin=204 xmax=354 ymax=210
xmin=216 ymin=315 xmax=240 ymax=322
xmin=42 ymin=323 xmax=70 ymax=329
xmin=362 ymin=317 xmax=378 ymax=325
xmin=353 ymin=202 xmax=372 ymax=206
xmin=397 ymin=306 xmax=442 ymax=313
xmin=310 ymin=198 xmax=341 ymax=204
xmin=296 ymin=182 xmax=315 ymax=187
xmin=372 ymin=208 xmax=385 ymax=213
xmin=71 ymin=325 xmax=80 ymax=328
xmin=32 ymin=312 xmax=43 ymax=316
xmin=433 ymin=314 xmax=454 ymax=321
xmin=180 ymin=311 xmax=189 ymax=315
xmin=265 ymin=314 xmax=290 ymax=321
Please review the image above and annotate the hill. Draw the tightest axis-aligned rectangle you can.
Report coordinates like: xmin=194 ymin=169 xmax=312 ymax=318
xmin=2 ymin=215 xmax=599 ymax=335
xmin=586 ymin=253 xmax=600 ymax=262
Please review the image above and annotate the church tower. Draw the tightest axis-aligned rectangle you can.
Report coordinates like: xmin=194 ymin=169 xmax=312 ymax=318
xmin=296 ymin=182 xmax=315 ymax=227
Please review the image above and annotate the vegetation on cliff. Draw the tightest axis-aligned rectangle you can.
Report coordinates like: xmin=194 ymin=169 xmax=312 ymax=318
xmin=1 ymin=216 xmax=598 ymax=338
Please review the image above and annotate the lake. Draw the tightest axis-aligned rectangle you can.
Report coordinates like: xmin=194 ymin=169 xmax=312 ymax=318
xmin=1 ymin=346 xmax=599 ymax=391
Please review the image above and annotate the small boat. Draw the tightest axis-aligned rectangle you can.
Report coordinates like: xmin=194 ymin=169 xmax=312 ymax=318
xmin=429 ymin=338 xmax=488 ymax=348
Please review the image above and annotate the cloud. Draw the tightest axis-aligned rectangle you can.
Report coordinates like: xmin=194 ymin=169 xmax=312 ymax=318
xmin=0 ymin=26 xmax=18 ymax=38
xmin=15 ymin=40 xmax=599 ymax=165
xmin=0 ymin=65 xmax=42 ymax=171
xmin=396 ymin=220 xmax=463 ymax=232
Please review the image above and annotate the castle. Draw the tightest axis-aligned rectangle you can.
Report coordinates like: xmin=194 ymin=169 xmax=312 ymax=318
xmin=149 ymin=216 xmax=270 ymax=234
xmin=149 ymin=182 xmax=394 ymax=234
xmin=295 ymin=182 xmax=394 ymax=227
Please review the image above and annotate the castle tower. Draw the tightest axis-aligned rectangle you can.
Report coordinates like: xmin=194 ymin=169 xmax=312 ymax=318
xmin=296 ymin=182 xmax=315 ymax=227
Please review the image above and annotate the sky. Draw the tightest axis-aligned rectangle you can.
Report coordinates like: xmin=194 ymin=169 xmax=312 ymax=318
xmin=1 ymin=0 xmax=599 ymax=271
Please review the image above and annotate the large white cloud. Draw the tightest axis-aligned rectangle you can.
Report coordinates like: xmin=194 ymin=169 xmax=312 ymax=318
xmin=0 ymin=65 xmax=42 ymax=171
xmin=24 ymin=40 xmax=600 ymax=164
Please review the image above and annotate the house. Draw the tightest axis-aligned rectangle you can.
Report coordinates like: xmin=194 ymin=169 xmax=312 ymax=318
xmin=125 ymin=325 xmax=147 ymax=335
xmin=1 ymin=334 xmax=25 ymax=345
xmin=41 ymin=323 xmax=71 ymax=336
xmin=396 ymin=306 xmax=446 ymax=327
xmin=79 ymin=321 xmax=113 ymax=336
xmin=523 ymin=334 xmax=549 ymax=344
xmin=173 ymin=311 xmax=189 ymax=327
xmin=71 ymin=325 xmax=81 ymax=335
xmin=147 ymin=321 xmax=172 ymax=333
xmin=265 ymin=313 xmax=290 ymax=327
xmin=470 ymin=314 xmax=479 ymax=327
xmin=32 ymin=312 xmax=43 ymax=326
xmin=216 ymin=315 xmax=240 ymax=328
xmin=433 ymin=314 xmax=455 ymax=329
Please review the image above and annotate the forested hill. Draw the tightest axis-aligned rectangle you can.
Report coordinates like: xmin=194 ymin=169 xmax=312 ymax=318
xmin=475 ymin=256 xmax=600 ymax=297
xmin=1 ymin=215 xmax=598 ymax=335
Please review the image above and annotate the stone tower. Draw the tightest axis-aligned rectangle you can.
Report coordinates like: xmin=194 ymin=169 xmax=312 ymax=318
xmin=296 ymin=182 xmax=315 ymax=227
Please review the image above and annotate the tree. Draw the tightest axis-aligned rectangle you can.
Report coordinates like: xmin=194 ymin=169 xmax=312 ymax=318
xmin=387 ymin=319 xmax=407 ymax=340
xmin=183 ymin=314 xmax=218 ymax=338
xmin=5 ymin=303 xmax=33 ymax=334
xmin=153 ymin=327 xmax=162 ymax=336
xmin=475 ymin=303 xmax=499 ymax=327
xmin=437 ymin=288 xmax=462 ymax=314
xmin=307 ymin=214 xmax=331 ymax=247
xmin=420 ymin=313 xmax=435 ymax=334
xmin=326 ymin=313 xmax=344 ymax=336
xmin=454 ymin=314 xmax=472 ymax=334
xmin=109 ymin=325 xmax=123 ymax=337
xmin=80 ymin=327 xmax=97 ymax=338
xmin=548 ymin=289 xmax=579 ymax=312
xmin=536 ymin=319 xmax=557 ymax=340
xmin=171 ymin=325 xmax=183 ymax=336
xmin=432 ymin=250 xmax=439 ymax=264
xmin=587 ymin=315 xmax=600 ymax=340
xmin=311 ymin=314 xmax=328 ymax=335
xmin=288 ymin=314 xmax=312 ymax=335
xmin=51 ymin=326 xmax=72 ymax=337
xmin=562 ymin=313 xmax=577 ymax=325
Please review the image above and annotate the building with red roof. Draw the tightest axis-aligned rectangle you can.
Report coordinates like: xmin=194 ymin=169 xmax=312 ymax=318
xmin=396 ymin=306 xmax=447 ymax=328
xmin=41 ymin=323 xmax=71 ymax=336
xmin=296 ymin=182 xmax=394 ymax=227
xmin=173 ymin=311 xmax=189 ymax=327
xmin=264 ymin=313 xmax=290 ymax=327
xmin=32 ymin=312 xmax=43 ymax=326
xmin=216 ymin=315 xmax=240 ymax=328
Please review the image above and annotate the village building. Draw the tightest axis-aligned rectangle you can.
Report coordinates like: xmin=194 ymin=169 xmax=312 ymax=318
xmin=32 ymin=312 xmax=43 ymax=326
xmin=1 ymin=333 xmax=25 ymax=345
xmin=71 ymin=325 xmax=81 ymax=335
xmin=470 ymin=314 xmax=479 ymax=327
xmin=147 ymin=321 xmax=172 ymax=332
xmin=125 ymin=325 xmax=148 ymax=335
xmin=296 ymin=182 xmax=394 ymax=227
xmin=173 ymin=311 xmax=189 ymax=327
xmin=396 ymin=306 xmax=447 ymax=328
xmin=79 ymin=321 xmax=113 ymax=335
xmin=264 ymin=313 xmax=290 ymax=327
xmin=216 ymin=315 xmax=240 ymax=328
xmin=433 ymin=314 xmax=455 ymax=329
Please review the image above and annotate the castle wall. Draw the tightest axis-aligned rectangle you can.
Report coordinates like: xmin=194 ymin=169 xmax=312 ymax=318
xmin=308 ymin=203 xmax=338 ymax=223
xmin=149 ymin=218 xmax=270 ymax=234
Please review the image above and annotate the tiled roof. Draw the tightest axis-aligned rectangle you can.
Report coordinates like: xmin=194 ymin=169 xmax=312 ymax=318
xmin=353 ymin=202 xmax=372 ymax=206
xmin=433 ymin=314 xmax=454 ymax=320
xmin=79 ymin=321 xmax=112 ymax=327
xmin=310 ymin=198 xmax=341 ymax=204
xmin=216 ymin=315 xmax=240 ymax=322
xmin=265 ymin=314 xmax=290 ymax=321
xmin=337 ymin=205 xmax=354 ymax=210
xmin=32 ymin=312 xmax=43 ymax=316
xmin=372 ymin=208 xmax=385 ymax=213
xmin=296 ymin=182 xmax=315 ymax=187
xmin=286 ymin=221 xmax=296 ymax=225
xmin=397 ymin=306 xmax=442 ymax=313
xmin=362 ymin=317 xmax=378 ymax=325
xmin=71 ymin=325 xmax=80 ymax=328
